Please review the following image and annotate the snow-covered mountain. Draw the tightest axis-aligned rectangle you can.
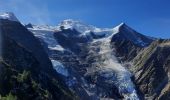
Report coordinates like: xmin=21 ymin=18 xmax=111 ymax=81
xmin=2 ymin=12 xmax=169 ymax=100
xmin=28 ymin=19 xmax=153 ymax=48
xmin=26 ymin=19 xmax=155 ymax=100
xmin=1 ymin=11 xmax=170 ymax=100
xmin=58 ymin=19 xmax=105 ymax=33
xmin=27 ymin=19 xmax=113 ymax=42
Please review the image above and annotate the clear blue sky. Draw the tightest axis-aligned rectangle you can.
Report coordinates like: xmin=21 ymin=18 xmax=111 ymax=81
xmin=0 ymin=0 xmax=170 ymax=38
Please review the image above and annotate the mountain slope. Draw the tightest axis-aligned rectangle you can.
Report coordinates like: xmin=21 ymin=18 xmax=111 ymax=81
xmin=132 ymin=39 xmax=170 ymax=100
xmin=111 ymin=23 xmax=153 ymax=47
xmin=0 ymin=13 xmax=76 ymax=100
xmin=0 ymin=19 xmax=53 ymax=73
xmin=110 ymin=23 xmax=154 ymax=61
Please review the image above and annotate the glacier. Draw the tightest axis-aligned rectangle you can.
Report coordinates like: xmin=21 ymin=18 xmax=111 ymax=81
xmin=28 ymin=26 xmax=65 ymax=51
xmin=28 ymin=20 xmax=142 ymax=100
xmin=89 ymin=35 xmax=139 ymax=100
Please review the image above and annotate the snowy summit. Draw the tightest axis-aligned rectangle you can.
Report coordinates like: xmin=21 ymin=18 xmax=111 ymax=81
xmin=58 ymin=19 xmax=99 ymax=33
xmin=0 ymin=12 xmax=19 ymax=22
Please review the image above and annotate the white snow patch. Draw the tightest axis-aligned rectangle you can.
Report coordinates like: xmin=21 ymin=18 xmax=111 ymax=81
xmin=113 ymin=22 xmax=124 ymax=33
xmin=51 ymin=60 xmax=68 ymax=77
xmin=29 ymin=28 xmax=65 ymax=52
xmin=0 ymin=12 xmax=18 ymax=22
xmin=49 ymin=45 xmax=65 ymax=51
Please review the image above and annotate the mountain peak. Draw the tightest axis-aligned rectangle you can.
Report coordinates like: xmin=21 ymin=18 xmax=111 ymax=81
xmin=0 ymin=12 xmax=19 ymax=22
xmin=117 ymin=22 xmax=129 ymax=28
xmin=112 ymin=22 xmax=153 ymax=47
xmin=60 ymin=19 xmax=81 ymax=24
xmin=58 ymin=19 xmax=98 ymax=34
xmin=25 ymin=23 xmax=33 ymax=28
xmin=118 ymin=22 xmax=126 ymax=26
xmin=113 ymin=22 xmax=135 ymax=34
xmin=59 ymin=19 xmax=86 ymax=28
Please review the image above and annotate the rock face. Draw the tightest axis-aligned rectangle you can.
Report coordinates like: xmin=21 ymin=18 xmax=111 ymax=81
xmin=54 ymin=29 xmax=92 ymax=53
xmin=132 ymin=39 xmax=170 ymax=100
xmin=109 ymin=24 xmax=170 ymax=100
xmin=0 ymin=19 xmax=52 ymax=73
xmin=111 ymin=23 xmax=153 ymax=61
xmin=0 ymin=19 xmax=76 ymax=100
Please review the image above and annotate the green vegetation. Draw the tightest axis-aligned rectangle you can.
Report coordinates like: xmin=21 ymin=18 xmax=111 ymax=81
xmin=0 ymin=60 xmax=76 ymax=100
xmin=16 ymin=70 xmax=30 ymax=83
xmin=0 ymin=93 xmax=17 ymax=100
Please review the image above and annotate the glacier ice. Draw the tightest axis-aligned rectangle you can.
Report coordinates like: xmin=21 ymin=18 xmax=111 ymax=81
xmin=91 ymin=36 xmax=139 ymax=100
xmin=51 ymin=60 xmax=68 ymax=77
xmin=29 ymin=20 xmax=143 ymax=99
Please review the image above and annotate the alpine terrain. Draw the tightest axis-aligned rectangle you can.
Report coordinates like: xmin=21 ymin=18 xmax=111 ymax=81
xmin=0 ymin=12 xmax=169 ymax=100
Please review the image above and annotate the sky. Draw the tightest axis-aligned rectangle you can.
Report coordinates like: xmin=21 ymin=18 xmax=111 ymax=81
xmin=0 ymin=0 xmax=170 ymax=38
